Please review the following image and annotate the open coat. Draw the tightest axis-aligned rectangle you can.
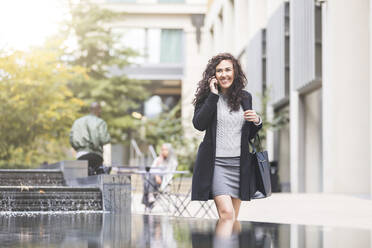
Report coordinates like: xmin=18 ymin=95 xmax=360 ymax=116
xmin=191 ymin=91 xmax=262 ymax=201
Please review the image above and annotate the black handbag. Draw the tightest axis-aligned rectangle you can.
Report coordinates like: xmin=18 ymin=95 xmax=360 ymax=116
xmin=250 ymin=135 xmax=272 ymax=199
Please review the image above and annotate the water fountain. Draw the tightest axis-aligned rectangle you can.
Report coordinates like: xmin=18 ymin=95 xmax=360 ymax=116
xmin=0 ymin=160 xmax=131 ymax=213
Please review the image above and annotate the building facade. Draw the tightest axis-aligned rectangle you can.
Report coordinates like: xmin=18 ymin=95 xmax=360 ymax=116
xmin=198 ymin=0 xmax=372 ymax=198
xmin=95 ymin=0 xmax=207 ymax=165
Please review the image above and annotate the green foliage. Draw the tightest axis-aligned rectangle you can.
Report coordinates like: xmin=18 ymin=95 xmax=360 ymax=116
xmin=172 ymin=222 xmax=192 ymax=246
xmin=144 ymin=102 xmax=198 ymax=173
xmin=0 ymin=0 xmax=149 ymax=166
xmin=0 ymin=44 xmax=85 ymax=166
xmin=256 ymin=87 xmax=290 ymax=148
xmin=144 ymin=103 xmax=182 ymax=147
xmin=62 ymin=0 xmax=149 ymax=143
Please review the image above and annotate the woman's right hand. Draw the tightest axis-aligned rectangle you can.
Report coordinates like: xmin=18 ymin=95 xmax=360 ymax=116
xmin=155 ymin=175 xmax=162 ymax=185
xmin=208 ymin=76 xmax=219 ymax=95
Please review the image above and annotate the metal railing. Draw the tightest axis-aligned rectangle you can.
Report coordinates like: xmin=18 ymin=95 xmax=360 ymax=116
xmin=129 ymin=139 xmax=157 ymax=167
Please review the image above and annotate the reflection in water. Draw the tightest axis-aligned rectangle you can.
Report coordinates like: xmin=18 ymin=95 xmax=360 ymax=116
xmin=0 ymin=212 xmax=105 ymax=247
xmin=192 ymin=221 xmax=277 ymax=248
xmin=0 ymin=212 xmax=131 ymax=248
xmin=213 ymin=220 xmax=240 ymax=248
xmin=0 ymin=213 xmax=370 ymax=247
xmin=134 ymin=215 xmax=177 ymax=248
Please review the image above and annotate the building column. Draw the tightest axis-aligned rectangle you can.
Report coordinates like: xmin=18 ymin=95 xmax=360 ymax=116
xmin=182 ymin=25 xmax=208 ymax=137
xmin=234 ymin=0 xmax=250 ymax=54
xmin=248 ymin=0 xmax=267 ymax=40
xmin=289 ymin=90 xmax=304 ymax=193
xmin=222 ymin=0 xmax=234 ymax=53
xmin=370 ymin=0 xmax=372 ymax=198
xmin=322 ymin=0 xmax=370 ymax=195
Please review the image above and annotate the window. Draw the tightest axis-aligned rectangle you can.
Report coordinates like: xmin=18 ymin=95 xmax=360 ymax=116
xmin=160 ymin=29 xmax=183 ymax=63
xmin=113 ymin=28 xmax=183 ymax=64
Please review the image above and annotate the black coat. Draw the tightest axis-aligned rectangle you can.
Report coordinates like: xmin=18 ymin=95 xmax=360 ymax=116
xmin=191 ymin=91 xmax=262 ymax=201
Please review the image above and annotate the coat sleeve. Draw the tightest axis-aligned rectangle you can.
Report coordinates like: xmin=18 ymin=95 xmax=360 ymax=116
xmin=69 ymin=121 xmax=79 ymax=150
xmin=69 ymin=128 xmax=77 ymax=150
xmin=247 ymin=92 xmax=263 ymax=140
xmin=98 ymin=120 xmax=111 ymax=146
xmin=192 ymin=93 xmax=219 ymax=131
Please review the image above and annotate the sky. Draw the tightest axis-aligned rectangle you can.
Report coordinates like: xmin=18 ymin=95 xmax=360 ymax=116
xmin=0 ymin=0 xmax=68 ymax=50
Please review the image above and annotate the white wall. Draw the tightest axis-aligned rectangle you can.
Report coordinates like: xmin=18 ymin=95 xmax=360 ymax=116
xmin=234 ymin=0 xmax=249 ymax=55
xmin=222 ymin=0 xmax=234 ymax=53
xmin=112 ymin=14 xmax=194 ymax=29
xmin=370 ymin=0 xmax=372 ymax=198
xmin=248 ymin=0 xmax=267 ymax=40
xmin=290 ymin=90 xmax=302 ymax=193
xmin=267 ymin=0 xmax=286 ymax=18
xmin=182 ymin=25 xmax=208 ymax=136
xmin=101 ymin=0 xmax=206 ymax=14
xmin=322 ymin=0 xmax=370 ymax=195
xmin=304 ymin=89 xmax=322 ymax=192
xmin=205 ymin=0 xmax=269 ymax=55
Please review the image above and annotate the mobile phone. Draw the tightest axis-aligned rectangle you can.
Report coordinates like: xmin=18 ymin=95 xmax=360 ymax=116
xmin=209 ymin=76 xmax=219 ymax=91
xmin=209 ymin=76 xmax=220 ymax=92
xmin=214 ymin=81 xmax=221 ymax=91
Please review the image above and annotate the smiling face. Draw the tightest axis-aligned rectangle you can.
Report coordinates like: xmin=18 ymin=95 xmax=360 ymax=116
xmin=215 ymin=59 xmax=234 ymax=94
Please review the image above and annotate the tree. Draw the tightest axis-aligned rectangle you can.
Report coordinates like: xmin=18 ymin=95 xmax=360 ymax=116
xmin=0 ymin=41 xmax=86 ymax=166
xmin=62 ymin=0 xmax=149 ymax=143
xmin=144 ymin=102 xmax=198 ymax=173
xmin=255 ymin=87 xmax=290 ymax=148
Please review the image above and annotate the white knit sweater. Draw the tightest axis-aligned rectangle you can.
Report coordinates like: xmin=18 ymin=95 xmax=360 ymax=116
xmin=216 ymin=94 xmax=245 ymax=157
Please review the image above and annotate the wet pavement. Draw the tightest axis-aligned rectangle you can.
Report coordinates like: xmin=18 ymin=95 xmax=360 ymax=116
xmin=0 ymin=212 xmax=371 ymax=248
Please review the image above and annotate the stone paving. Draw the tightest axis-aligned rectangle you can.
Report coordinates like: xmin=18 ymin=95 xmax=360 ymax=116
xmin=132 ymin=192 xmax=372 ymax=230
xmin=129 ymin=173 xmax=372 ymax=230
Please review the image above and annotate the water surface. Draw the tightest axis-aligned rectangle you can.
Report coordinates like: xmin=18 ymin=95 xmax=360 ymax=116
xmin=0 ymin=213 xmax=370 ymax=247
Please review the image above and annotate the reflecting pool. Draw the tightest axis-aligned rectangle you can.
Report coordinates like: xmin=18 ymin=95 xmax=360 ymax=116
xmin=0 ymin=212 xmax=370 ymax=247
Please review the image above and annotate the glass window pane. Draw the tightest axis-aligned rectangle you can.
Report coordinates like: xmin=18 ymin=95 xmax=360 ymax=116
xmin=160 ymin=29 xmax=183 ymax=64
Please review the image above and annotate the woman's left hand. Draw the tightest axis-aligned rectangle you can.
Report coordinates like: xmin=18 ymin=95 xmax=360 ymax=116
xmin=244 ymin=110 xmax=260 ymax=124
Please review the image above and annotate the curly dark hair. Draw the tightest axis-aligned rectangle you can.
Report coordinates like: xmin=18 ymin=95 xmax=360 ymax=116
xmin=192 ymin=53 xmax=247 ymax=111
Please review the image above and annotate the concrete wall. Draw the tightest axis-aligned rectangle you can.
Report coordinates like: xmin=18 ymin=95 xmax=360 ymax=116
xmin=303 ymin=89 xmax=322 ymax=193
xmin=234 ymin=0 xmax=249 ymax=55
xmin=248 ymin=0 xmax=267 ymax=41
xmin=322 ymin=0 xmax=370 ymax=195
xmin=370 ymin=0 xmax=372 ymax=199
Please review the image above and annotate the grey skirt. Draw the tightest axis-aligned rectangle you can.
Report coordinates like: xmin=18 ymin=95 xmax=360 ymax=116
xmin=212 ymin=157 xmax=240 ymax=199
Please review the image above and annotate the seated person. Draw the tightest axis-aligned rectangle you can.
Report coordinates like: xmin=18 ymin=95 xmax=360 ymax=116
xmin=142 ymin=143 xmax=178 ymax=212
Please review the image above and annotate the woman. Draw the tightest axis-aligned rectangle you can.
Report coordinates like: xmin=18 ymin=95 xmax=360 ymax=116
xmin=191 ymin=53 xmax=262 ymax=235
xmin=142 ymin=143 xmax=178 ymax=212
